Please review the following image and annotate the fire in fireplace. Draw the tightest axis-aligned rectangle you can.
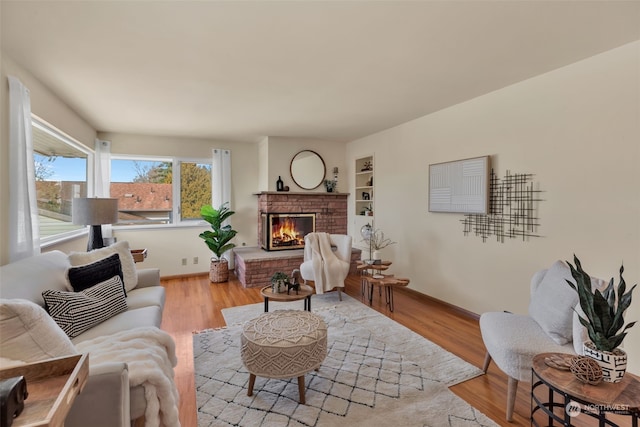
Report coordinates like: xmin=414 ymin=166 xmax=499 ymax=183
xmin=261 ymin=213 xmax=316 ymax=251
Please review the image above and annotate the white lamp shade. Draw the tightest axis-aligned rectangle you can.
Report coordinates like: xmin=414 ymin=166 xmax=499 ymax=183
xmin=72 ymin=198 xmax=119 ymax=225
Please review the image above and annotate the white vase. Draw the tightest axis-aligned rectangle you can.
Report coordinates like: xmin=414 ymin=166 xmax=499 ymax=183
xmin=372 ymin=250 xmax=382 ymax=262
xmin=582 ymin=341 xmax=627 ymax=383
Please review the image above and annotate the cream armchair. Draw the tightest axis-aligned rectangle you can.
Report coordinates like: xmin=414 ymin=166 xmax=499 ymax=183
xmin=479 ymin=260 xmax=604 ymax=422
xmin=300 ymin=233 xmax=352 ymax=301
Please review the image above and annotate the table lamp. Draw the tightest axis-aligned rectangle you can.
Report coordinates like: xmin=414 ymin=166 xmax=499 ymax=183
xmin=72 ymin=197 xmax=119 ymax=251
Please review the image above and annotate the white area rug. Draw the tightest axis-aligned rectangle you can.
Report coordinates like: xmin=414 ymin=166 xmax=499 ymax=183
xmin=194 ymin=293 xmax=497 ymax=427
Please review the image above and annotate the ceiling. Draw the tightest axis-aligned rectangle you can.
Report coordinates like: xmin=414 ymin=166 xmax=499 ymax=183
xmin=2 ymin=1 xmax=639 ymax=143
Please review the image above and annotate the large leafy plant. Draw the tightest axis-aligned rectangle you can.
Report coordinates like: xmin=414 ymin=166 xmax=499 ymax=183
xmin=199 ymin=203 xmax=237 ymax=260
xmin=566 ymin=255 xmax=636 ymax=352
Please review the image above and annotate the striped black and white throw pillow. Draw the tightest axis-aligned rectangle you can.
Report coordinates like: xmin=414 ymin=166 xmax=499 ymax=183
xmin=42 ymin=275 xmax=128 ymax=338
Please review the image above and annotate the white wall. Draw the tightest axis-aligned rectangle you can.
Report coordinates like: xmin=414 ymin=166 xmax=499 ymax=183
xmin=347 ymin=41 xmax=640 ymax=374
xmin=261 ymin=136 xmax=346 ymax=192
xmin=94 ymin=132 xmax=259 ymax=276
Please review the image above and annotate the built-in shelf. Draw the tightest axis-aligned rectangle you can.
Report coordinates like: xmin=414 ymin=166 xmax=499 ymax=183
xmin=355 ymin=156 xmax=374 ymax=217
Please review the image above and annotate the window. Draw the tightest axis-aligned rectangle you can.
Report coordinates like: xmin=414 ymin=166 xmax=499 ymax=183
xmin=32 ymin=117 xmax=93 ymax=243
xmin=110 ymin=156 xmax=211 ymax=226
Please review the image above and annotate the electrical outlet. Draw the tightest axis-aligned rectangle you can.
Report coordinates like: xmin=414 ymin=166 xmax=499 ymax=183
xmin=181 ymin=258 xmax=187 ymax=266
xmin=193 ymin=257 xmax=198 ymax=265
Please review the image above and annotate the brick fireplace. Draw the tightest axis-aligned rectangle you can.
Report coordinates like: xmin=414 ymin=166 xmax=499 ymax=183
xmin=256 ymin=191 xmax=348 ymax=243
xmin=233 ymin=191 xmax=360 ymax=288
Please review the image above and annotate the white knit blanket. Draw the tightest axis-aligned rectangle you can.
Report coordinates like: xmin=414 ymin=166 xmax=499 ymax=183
xmin=76 ymin=327 xmax=180 ymax=427
xmin=306 ymin=232 xmax=347 ymax=294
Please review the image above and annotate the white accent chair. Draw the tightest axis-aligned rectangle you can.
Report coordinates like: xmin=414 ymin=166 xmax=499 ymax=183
xmin=479 ymin=260 xmax=604 ymax=422
xmin=300 ymin=233 xmax=352 ymax=301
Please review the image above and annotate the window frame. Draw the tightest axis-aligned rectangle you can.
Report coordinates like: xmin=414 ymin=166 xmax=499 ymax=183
xmin=32 ymin=115 xmax=95 ymax=248
xmin=109 ymin=154 xmax=212 ymax=229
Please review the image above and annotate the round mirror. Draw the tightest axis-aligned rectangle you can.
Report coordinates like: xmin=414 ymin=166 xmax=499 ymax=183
xmin=290 ymin=150 xmax=326 ymax=190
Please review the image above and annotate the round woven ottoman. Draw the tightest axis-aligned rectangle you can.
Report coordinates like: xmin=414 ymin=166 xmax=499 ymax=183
xmin=241 ymin=310 xmax=328 ymax=404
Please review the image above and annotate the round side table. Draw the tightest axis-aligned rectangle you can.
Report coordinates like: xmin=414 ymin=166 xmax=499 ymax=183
xmin=531 ymin=352 xmax=640 ymax=426
xmin=260 ymin=284 xmax=314 ymax=312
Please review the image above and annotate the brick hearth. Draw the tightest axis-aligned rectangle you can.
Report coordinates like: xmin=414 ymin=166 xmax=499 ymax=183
xmin=234 ymin=246 xmax=361 ymax=289
xmin=234 ymin=191 xmax=360 ymax=288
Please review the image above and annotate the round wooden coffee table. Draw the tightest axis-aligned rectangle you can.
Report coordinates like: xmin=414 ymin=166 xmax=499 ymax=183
xmin=260 ymin=284 xmax=314 ymax=312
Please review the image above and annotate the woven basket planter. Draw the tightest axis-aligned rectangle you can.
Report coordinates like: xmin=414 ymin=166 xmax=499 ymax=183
xmin=210 ymin=259 xmax=229 ymax=283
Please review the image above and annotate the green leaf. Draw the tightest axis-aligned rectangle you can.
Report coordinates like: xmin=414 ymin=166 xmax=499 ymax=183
xmin=198 ymin=203 xmax=237 ymax=258
xmin=567 ymin=255 xmax=637 ymax=352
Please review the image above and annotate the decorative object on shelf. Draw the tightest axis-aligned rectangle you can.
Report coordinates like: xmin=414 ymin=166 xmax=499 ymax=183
xmin=333 ymin=167 xmax=339 ymax=184
xmin=366 ymin=177 xmax=373 ymax=186
xmin=461 ymin=169 xmax=544 ymax=243
xmin=324 ymin=179 xmax=336 ymax=193
xmin=72 ymin=197 xmax=119 ymax=251
xmin=566 ymin=255 xmax=636 ymax=383
xmin=361 ymin=161 xmax=372 ymax=171
xmin=199 ymin=203 xmax=237 ymax=283
xmin=283 ymin=185 xmax=290 ymax=192
xmin=362 ymin=192 xmax=370 ymax=200
xmin=569 ymin=356 xmax=603 ymax=385
xmin=360 ymin=225 xmax=396 ymax=262
xmin=270 ymin=271 xmax=290 ymax=293
xmin=276 ymin=176 xmax=284 ymax=191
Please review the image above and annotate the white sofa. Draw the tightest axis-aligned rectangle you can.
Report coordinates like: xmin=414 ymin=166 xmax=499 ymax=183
xmin=0 ymin=244 xmax=171 ymax=427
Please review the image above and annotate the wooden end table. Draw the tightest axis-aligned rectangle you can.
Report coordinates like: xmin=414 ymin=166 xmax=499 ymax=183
xmin=362 ymin=273 xmax=410 ymax=312
xmin=260 ymin=284 xmax=314 ymax=312
xmin=356 ymin=260 xmax=392 ymax=295
xmin=531 ymin=352 xmax=640 ymax=426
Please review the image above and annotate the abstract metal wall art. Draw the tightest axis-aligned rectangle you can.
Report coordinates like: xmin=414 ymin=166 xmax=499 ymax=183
xmin=461 ymin=169 xmax=543 ymax=243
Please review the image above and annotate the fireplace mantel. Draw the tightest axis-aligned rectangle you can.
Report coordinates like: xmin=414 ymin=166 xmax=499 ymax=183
xmin=254 ymin=191 xmax=349 ymax=197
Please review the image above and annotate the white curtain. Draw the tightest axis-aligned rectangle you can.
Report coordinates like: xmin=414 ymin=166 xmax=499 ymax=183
xmin=212 ymin=148 xmax=233 ymax=266
xmin=94 ymin=139 xmax=111 ymax=197
xmin=212 ymin=148 xmax=231 ymax=209
xmin=8 ymin=76 xmax=40 ymax=262
xmin=94 ymin=139 xmax=114 ymax=240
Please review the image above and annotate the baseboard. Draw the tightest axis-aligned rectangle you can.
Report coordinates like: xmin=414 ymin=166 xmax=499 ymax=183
xmin=396 ymin=286 xmax=481 ymax=321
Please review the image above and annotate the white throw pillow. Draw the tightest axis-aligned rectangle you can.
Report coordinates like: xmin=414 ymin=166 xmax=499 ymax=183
xmin=68 ymin=240 xmax=138 ymax=292
xmin=528 ymin=260 xmax=578 ymax=345
xmin=0 ymin=299 xmax=77 ymax=362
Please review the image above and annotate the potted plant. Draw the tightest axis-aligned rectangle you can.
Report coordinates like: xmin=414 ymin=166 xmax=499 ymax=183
xmin=565 ymin=255 xmax=637 ymax=382
xmin=199 ymin=203 xmax=238 ymax=283
xmin=270 ymin=271 xmax=290 ymax=293
xmin=361 ymin=227 xmax=396 ymax=263
xmin=324 ymin=179 xmax=336 ymax=193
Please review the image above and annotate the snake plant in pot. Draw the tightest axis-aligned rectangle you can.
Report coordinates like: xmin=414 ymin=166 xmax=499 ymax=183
xmin=199 ymin=203 xmax=237 ymax=283
xmin=565 ymin=255 xmax=637 ymax=382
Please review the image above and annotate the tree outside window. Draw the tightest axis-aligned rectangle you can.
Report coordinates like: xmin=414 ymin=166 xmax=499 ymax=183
xmin=111 ymin=157 xmax=212 ymax=226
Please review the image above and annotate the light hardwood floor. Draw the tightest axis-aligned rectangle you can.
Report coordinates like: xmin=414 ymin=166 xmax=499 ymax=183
xmin=160 ymin=272 xmax=532 ymax=427
xmin=160 ymin=272 xmax=581 ymax=427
